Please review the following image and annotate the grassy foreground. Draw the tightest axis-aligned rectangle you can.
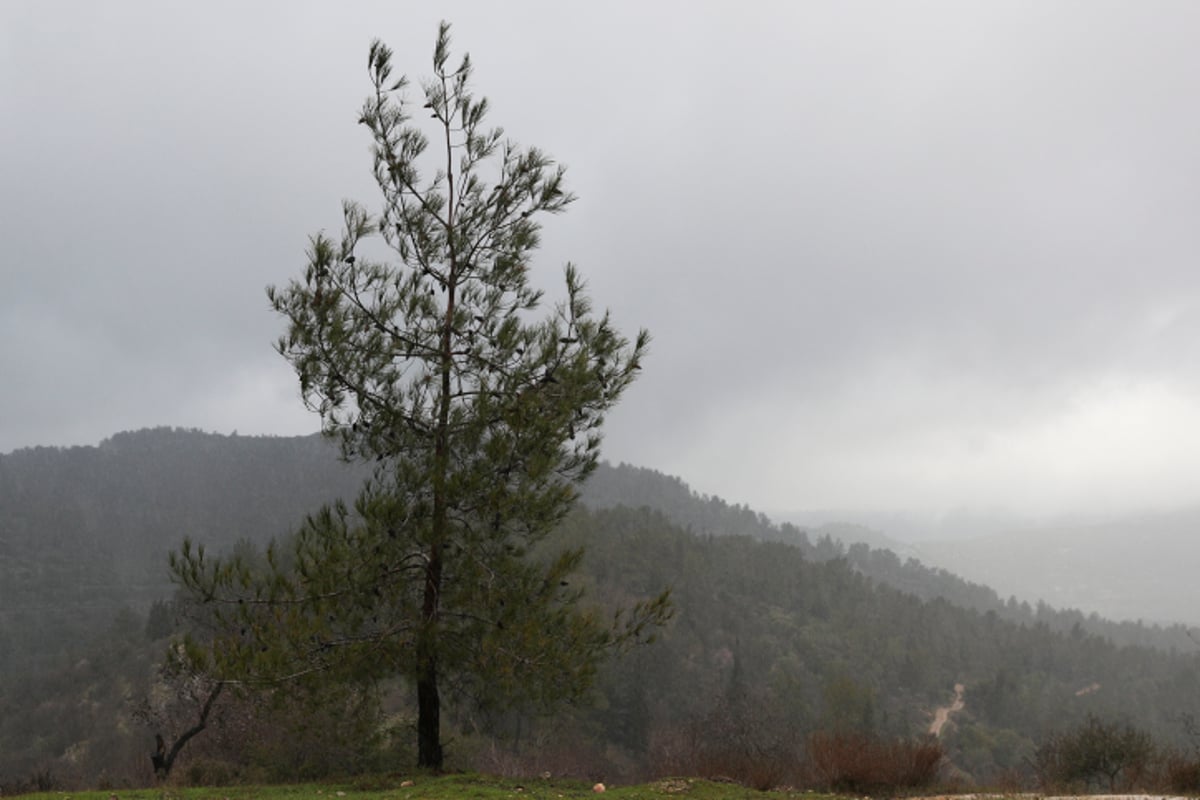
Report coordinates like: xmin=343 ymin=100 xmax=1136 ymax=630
xmin=8 ymin=774 xmax=845 ymax=800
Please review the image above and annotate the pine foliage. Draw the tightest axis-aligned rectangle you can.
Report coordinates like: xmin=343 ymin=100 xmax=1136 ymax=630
xmin=171 ymin=22 xmax=668 ymax=769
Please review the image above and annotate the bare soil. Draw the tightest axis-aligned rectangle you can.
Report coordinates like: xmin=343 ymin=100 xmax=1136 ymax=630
xmin=928 ymin=683 xmax=965 ymax=737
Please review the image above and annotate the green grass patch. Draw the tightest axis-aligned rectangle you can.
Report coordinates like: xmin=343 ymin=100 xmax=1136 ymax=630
xmin=7 ymin=773 xmax=846 ymax=800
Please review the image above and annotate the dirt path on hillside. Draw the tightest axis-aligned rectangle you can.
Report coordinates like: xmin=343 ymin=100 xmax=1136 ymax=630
xmin=928 ymin=683 xmax=965 ymax=737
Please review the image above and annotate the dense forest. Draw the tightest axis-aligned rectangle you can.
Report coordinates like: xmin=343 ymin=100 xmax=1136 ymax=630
xmin=2 ymin=428 xmax=1200 ymax=789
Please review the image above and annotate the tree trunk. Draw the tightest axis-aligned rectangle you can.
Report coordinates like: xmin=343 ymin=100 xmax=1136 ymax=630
xmin=417 ymin=93 xmax=455 ymax=772
xmin=416 ymin=648 xmax=442 ymax=769
xmin=416 ymin=546 xmax=444 ymax=770
xmin=153 ymin=681 xmax=223 ymax=779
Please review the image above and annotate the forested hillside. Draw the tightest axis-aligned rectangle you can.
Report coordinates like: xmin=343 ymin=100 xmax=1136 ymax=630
xmin=558 ymin=507 xmax=1200 ymax=779
xmin=0 ymin=430 xmax=374 ymax=668
xmin=3 ymin=429 xmax=1200 ymax=789
xmin=581 ymin=457 xmax=1197 ymax=653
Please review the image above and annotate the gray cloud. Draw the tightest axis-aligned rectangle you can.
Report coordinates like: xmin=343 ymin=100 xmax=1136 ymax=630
xmin=5 ymin=1 xmax=1200 ymax=517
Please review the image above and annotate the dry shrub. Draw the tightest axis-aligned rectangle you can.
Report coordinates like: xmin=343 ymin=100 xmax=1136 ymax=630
xmin=0 ymin=767 xmax=57 ymax=795
xmin=990 ymin=765 xmax=1034 ymax=793
xmin=1163 ymin=752 xmax=1200 ymax=793
xmin=697 ymin=741 xmax=792 ymax=791
xmin=467 ymin=730 xmax=610 ymax=782
xmin=182 ymin=757 xmax=243 ymax=787
xmin=646 ymin=724 xmax=696 ymax=778
xmin=646 ymin=701 xmax=800 ymax=790
xmin=805 ymin=731 xmax=944 ymax=793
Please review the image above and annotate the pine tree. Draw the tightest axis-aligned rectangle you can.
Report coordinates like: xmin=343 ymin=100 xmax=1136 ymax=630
xmin=171 ymin=22 xmax=669 ymax=770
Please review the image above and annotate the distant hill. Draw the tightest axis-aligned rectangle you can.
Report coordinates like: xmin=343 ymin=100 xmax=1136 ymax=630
xmin=4 ymin=427 xmax=1200 ymax=788
xmin=811 ymin=521 xmax=921 ymax=559
xmin=581 ymin=460 xmax=1196 ymax=654
xmin=774 ymin=505 xmax=1200 ymax=628
xmin=579 ymin=460 xmax=809 ymax=545
xmin=912 ymin=511 xmax=1200 ymax=627
xmin=2 ymin=427 xmax=1192 ymax=670
xmin=0 ymin=428 xmax=365 ymax=671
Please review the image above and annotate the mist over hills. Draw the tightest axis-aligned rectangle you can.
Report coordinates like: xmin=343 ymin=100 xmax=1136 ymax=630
xmin=776 ymin=508 xmax=1034 ymax=545
xmin=912 ymin=512 xmax=1200 ymax=628
xmin=589 ymin=466 xmax=1200 ymax=630
xmin=2 ymin=427 xmax=1194 ymax=665
xmin=778 ymin=505 xmax=1200 ymax=628
xmin=3 ymin=427 xmax=1200 ymax=788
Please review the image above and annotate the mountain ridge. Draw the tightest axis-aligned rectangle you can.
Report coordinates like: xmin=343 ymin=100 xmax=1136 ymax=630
xmin=4 ymin=427 xmax=1200 ymax=787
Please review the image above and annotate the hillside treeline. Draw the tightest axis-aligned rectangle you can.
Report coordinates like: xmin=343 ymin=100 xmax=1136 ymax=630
xmin=2 ymin=429 xmax=1199 ymax=788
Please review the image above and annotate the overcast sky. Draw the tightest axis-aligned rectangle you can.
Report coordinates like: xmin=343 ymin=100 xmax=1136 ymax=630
xmin=5 ymin=1 xmax=1200 ymax=521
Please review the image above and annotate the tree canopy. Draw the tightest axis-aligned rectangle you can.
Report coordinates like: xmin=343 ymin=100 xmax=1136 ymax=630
xmin=171 ymin=21 xmax=669 ymax=770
